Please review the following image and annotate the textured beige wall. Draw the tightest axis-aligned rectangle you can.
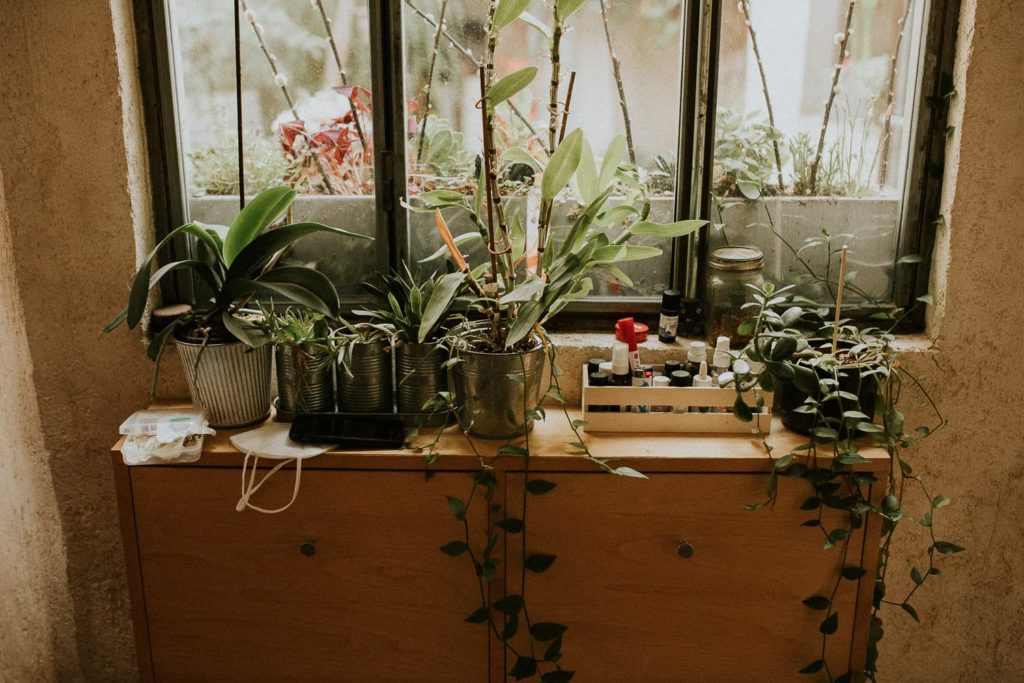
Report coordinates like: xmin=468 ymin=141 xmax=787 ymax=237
xmin=0 ymin=0 xmax=152 ymax=680
xmin=0 ymin=0 xmax=1020 ymax=680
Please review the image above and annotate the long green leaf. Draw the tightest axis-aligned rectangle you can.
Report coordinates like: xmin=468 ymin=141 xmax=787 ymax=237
xmin=576 ymin=138 xmax=599 ymax=204
xmin=555 ymin=0 xmax=587 ymax=21
xmin=504 ymin=300 xmax=543 ymax=348
xmin=254 ymin=266 xmax=340 ymax=317
xmin=591 ymin=244 xmax=662 ymax=263
xmin=226 ymin=222 xmax=369 ymax=281
xmin=627 ymin=219 xmax=707 ymax=238
xmin=223 ymin=186 xmax=295 ymax=266
xmin=542 ymin=129 xmax=584 ymax=201
xmin=221 ymin=311 xmax=270 ymax=348
xmin=486 ymin=67 xmax=538 ymax=108
xmin=499 ymin=278 xmax=546 ymax=305
xmin=418 ymin=232 xmax=480 ymax=263
xmin=419 ymin=271 xmax=467 ymax=343
xmin=598 ymin=135 xmax=626 ymax=190
xmin=494 ymin=0 xmax=532 ymax=29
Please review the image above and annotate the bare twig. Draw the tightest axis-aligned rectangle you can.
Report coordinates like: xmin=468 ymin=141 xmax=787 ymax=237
xmin=312 ymin=0 xmax=368 ymax=151
xmin=547 ymin=16 xmax=564 ymax=155
xmin=416 ymin=0 xmax=450 ymax=163
xmin=598 ymin=0 xmax=636 ymax=164
xmin=478 ymin=68 xmax=501 ymax=286
xmin=239 ymin=0 xmax=336 ymax=195
xmin=537 ymin=69 xmax=576 ymax=282
xmin=878 ymin=0 xmax=913 ymax=186
xmin=831 ymin=245 xmax=849 ymax=350
xmin=739 ymin=0 xmax=783 ymax=189
xmin=559 ymin=71 xmax=576 ymax=144
xmin=809 ymin=0 xmax=856 ymax=194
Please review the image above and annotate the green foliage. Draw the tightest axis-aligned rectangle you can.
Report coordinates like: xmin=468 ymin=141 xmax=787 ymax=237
xmin=358 ymin=266 xmax=454 ymax=343
xmin=712 ymin=108 xmax=783 ymax=198
xmin=188 ymin=136 xmax=292 ymax=197
xmin=254 ymin=305 xmax=331 ymax=351
xmin=415 ymin=116 xmax=474 ymax=179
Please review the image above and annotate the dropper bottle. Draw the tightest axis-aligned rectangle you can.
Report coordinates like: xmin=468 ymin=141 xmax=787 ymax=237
xmin=712 ymin=336 xmax=731 ymax=379
xmin=683 ymin=341 xmax=707 ymax=377
xmin=692 ymin=360 xmax=714 ymax=413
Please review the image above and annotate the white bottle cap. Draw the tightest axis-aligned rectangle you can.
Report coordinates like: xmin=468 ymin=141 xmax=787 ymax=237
xmin=653 ymin=375 xmax=670 ymax=387
xmin=687 ymin=341 xmax=707 ymax=364
xmin=741 ymin=346 xmax=765 ymax=374
xmin=611 ymin=342 xmax=630 ymax=376
xmin=717 ymin=371 xmax=735 ymax=388
xmin=693 ymin=360 xmax=714 ymax=387
xmin=599 ymin=361 xmax=613 ymax=375
xmin=732 ymin=358 xmax=751 ymax=375
xmin=713 ymin=336 xmax=731 ymax=369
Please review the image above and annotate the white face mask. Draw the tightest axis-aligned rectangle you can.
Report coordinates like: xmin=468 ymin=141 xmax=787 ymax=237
xmin=229 ymin=423 xmax=330 ymax=514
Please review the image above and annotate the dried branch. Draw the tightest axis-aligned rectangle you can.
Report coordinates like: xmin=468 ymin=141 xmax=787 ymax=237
xmin=312 ymin=0 xmax=368 ymax=151
xmin=239 ymin=0 xmax=336 ymax=195
xmin=878 ymin=0 xmax=913 ymax=186
xmin=416 ymin=0 xmax=450 ymax=163
xmin=478 ymin=68 xmax=501 ymax=285
xmin=598 ymin=0 xmax=636 ymax=164
xmin=809 ymin=0 xmax=856 ymax=194
xmin=547 ymin=17 xmax=564 ymax=155
xmin=739 ymin=0 xmax=783 ymax=189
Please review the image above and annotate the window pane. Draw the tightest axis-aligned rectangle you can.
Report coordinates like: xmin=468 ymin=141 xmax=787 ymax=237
xmin=402 ymin=1 xmax=684 ymax=297
xmin=710 ymin=0 xmax=928 ymax=305
xmin=167 ymin=0 xmax=380 ymax=299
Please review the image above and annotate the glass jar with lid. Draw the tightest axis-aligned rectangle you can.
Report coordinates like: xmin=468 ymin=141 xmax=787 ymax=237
xmin=706 ymin=246 xmax=765 ymax=345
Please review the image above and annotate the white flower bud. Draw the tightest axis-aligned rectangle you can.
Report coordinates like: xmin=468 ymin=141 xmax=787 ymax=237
xmin=737 ymin=0 xmax=744 ymax=13
xmin=254 ymin=22 xmax=264 ymax=37
xmin=848 ymin=27 xmax=855 ymax=34
xmin=244 ymin=8 xmax=255 ymax=22
xmin=844 ymin=49 xmax=850 ymax=57
xmin=833 ymin=85 xmax=842 ymax=96
xmin=275 ymin=73 xmax=288 ymax=88
xmin=834 ymin=32 xmax=845 ymax=44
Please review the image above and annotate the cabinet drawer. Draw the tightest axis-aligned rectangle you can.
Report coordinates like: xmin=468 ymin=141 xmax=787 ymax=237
xmin=132 ymin=467 xmax=488 ymax=682
xmin=505 ymin=472 xmax=870 ymax=682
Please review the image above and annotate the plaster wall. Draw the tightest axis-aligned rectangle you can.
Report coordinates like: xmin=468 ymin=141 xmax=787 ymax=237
xmin=0 ymin=0 xmax=1021 ymax=681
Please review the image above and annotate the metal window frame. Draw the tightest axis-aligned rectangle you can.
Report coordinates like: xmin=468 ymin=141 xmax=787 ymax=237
xmin=134 ymin=0 xmax=957 ymax=332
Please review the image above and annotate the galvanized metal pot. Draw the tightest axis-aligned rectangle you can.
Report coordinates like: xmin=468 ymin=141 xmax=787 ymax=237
xmin=274 ymin=346 xmax=334 ymax=419
xmin=175 ymin=336 xmax=272 ymax=428
xmin=337 ymin=340 xmax=393 ymax=413
xmin=451 ymin=341 xmax=547 ymax=439
xmin=396 ymin=342 xmax=447 ymax=413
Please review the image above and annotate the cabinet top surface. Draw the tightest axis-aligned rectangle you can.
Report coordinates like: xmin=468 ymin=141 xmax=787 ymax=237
xmin=111 ymin=402 xmax=889 ymax=473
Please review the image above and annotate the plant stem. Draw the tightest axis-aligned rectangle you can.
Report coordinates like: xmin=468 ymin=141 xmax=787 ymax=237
xmin=415 ymin=0 xmax=449 ymax=164
xmin=878 ymin=0 xmax=913 ymax=187
xmin=478 ymin=68 xmax=502 ymax=289
xmin=312 ymin=0 xmax=369 ymax=152
xmin=739 ymin=0 xmax=783 ymax=189
xmin=810 ymin=0 xmax=856 ymax=195
xmin=239 ymin=0 xmax=336 ymax=195
xmin=598 ymin=0 xmax=636 ymax=163
xmin=536 ymin=71 xmax=575 ymax=281
xmin=547 ymin=14 xmax=564 ymax=156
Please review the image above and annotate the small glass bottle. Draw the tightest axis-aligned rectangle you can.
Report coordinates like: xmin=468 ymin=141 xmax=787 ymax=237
xmin=588 ymin=371 xmax=612 ymax=413
xmin=651 ymin=375 xmax=672 ymax=412
xmin=658 ymin=289 xmax=681 ymax=343
xmin=706 ymin=246 xmax=765 ymax=346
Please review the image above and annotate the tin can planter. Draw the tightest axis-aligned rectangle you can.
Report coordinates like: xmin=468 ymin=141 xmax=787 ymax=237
xmin=337 ymin=340 xmax=393 ymax=413
xmin=451 ymin=341 xmax=546 ymax=439
xmin=175 ymin=336 xmax=272 ymax=428
xmin=274 ymin=346 xmax=334 ymax=420
xmin=395 ymin=342 xmax=448 ymax=413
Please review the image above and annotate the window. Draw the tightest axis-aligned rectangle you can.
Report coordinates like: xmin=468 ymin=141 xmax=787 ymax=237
xmin=137 ymin=0 xmax=956 ymax=327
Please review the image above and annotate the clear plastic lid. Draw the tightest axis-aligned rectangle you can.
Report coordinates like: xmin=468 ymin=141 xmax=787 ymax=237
xmin=120 ymin=410 xmax=214 ymax=440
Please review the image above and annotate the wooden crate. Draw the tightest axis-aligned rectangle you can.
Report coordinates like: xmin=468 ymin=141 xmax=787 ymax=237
xmin=580 ymin=365 xmax=773 ymax=434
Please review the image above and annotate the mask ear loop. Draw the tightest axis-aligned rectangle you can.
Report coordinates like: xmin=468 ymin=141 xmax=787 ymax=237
xmin=236 ymin=452 xmax=303 ymax=514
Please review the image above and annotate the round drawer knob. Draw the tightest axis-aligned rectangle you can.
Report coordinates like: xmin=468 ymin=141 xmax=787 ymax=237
xmin=677 ymin=541 xmax=694 ymax=558
xmin=300 ymin=540 xmax=316 ymax=556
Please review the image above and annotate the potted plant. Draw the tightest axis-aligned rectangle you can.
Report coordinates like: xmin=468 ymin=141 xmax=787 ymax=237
xmin=105 ymin=186 xmax=367 ymax=427
xmin=332 ymin=320 xmax=394 ymax=414
xmin=358 ymin=268 xmax=453 ymax=415
xmin=256 ymin=305 xmax=334 ymax=420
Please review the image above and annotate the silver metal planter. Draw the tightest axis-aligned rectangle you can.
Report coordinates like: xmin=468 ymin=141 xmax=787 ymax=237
xmin=175 ymin=337 xmax=272 ymax=428
xmin=452 ymin=342 xmax=547 ymax=439
xmin=275 ymin=346 xmax=334 ymax=419
xmin=337 ymin=340 xmax=393 ymax=413
xmin=396 ymin=342 xmax=447 ymax=413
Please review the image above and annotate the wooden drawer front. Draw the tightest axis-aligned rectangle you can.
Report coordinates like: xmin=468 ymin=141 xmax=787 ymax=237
xmin=505 ymin=472 xmax=868 ymax=682
xmin=132 ymin=468 xmax=488 ymax=683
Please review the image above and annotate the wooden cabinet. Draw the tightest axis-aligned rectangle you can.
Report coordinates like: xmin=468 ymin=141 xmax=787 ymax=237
xmin=113 ymin=414 xmax=885 ymax=682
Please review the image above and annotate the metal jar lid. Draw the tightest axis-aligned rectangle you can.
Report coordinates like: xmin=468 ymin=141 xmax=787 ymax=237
xmin=709 ymin=246 xmax=764 ymax=272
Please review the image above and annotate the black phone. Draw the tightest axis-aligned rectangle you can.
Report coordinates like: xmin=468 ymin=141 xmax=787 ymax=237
xmin=289 ymin=413 xmax=406 ymax=450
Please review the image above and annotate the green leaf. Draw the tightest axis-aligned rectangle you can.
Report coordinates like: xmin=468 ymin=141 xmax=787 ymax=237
xmin=542 ymin=128 xmax=584 ymax=201
xmin=418 ymin=231 xmax=479 ymax=264
xmin=555 ymin=0 xmax=587 ymax=21
xmin=509 ymin=656 xmax=538 ymax=680
xmin=223 ymin=186 xmax=295 ymax=266
xmin=791 ymin=365 xmax=819 ymax=394
xmin=220 ymin=312 xmax=269 ymax=348
xmin=841 ymin=566 xmax=867 ymax=580
xmin=800 ymin=497 xmax=821 ymax=511
xmin=530 ymin=622 xmax=568 ymax=642
xmin=445 ymin=495 xmax=467 ymax=521
xmin=591 ymin=244 xmax=663 ymax=263
xmin=464 ymin=607 xmax=489 ymax=623
xmin=500 ymin=146 xmax=542 ymax=170
xmin=500 ymin=278 xmax=547 ymax=305
xmin=733 ymin=396 xmax=753 ymax=422
xmin=738 ymin=180 xmax=761 ymax=200
xmin=576 ymin=138 xmax=599 ymax=203
xmin=526 ymin=553 xmax=557 ymax=573
xmin=819 ymin=612 xmax=838 ymax=635
xmin=493 ymin=594 xmax=524 ymax=615
xmin=526 ymin=479 xmax=557 ymax=495
xmin=627 ymin=219 xmax=706 ymax=239
xmin=598 ymin=135 xmax=625 ymax=189
xmin=440 ymin=541 xmax=469 ymax=556
xmin=910 ymin=567 xmax=924 ymax=585
xmin=493 ymin=0 xmax=532 ymax=29
xmin=504 ymin=300 xmax=544 ymax=348
xmin=900 ymin=602 xmax=920 ymax=622
xmin=931 ymin=494 xmax=951 ymax=508
xmin=802 ymin=596 xmax=830 ymax=611
xmin=252 ymin=266 xmax=340 ymax=316
xmin=799 ymin=660 xmax=825 ymax=675
xmin=502 ymin=612 xmax=519 ymax=640
xmin=486 ymin=67 xmax=538 ymax=108
xmin=897 ymin=254 xmax=923 ymax=264
xmin=542 ymin=670 xmax=575 ymax=682
xmin=419 ymin=271 xmax=467 ymax=343
xmin=917 ymin=293 xmax=935 ymax=306
xmin=497 ymin=518 xmax=525 ymax=533
xmin=612 ymin=466 xmax=648 ymax=479
xmin=497 ymin=445 xmax=530 ymax=457
xmin=226 ymin=222 xmax=368 ymax=281
xmin=932 ymin=541 xmax=965 ymax=554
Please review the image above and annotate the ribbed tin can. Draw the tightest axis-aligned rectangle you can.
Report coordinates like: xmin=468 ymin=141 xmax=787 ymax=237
xmin=452 ymin=341 xmax=547 ymax=439
xmin=275 ymin=346 xmax=334 ymax=418
xmin=337 ymin=340 xmax=393 ymax=413
xmin=395 ymin=342 xmax=447 ymax=413
xmin=175 ymin=337 xmax=272 ymax=428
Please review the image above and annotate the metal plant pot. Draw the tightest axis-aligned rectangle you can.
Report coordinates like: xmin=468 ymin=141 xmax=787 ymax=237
xmin=452 ymin=341 xmax=547 ymax=439
xmin=337 ymin=340 xmax=393 ymax=413
xmin=395 ymin=342 xmax=448 ymax=413
xmin=175 ymin=336 xmax=272 ymax=428
xmin=275 ymin=346 xmax=334 ymax=420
